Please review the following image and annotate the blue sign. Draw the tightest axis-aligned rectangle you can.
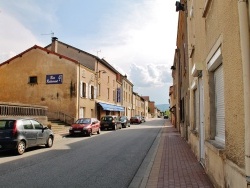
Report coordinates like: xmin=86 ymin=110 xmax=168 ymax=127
xmin=46 ymin=74 xmax=63 ymax=84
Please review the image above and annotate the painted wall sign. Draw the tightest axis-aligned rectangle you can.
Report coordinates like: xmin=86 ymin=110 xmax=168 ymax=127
xmin=46 ymin=74 xmax=63 ymax=84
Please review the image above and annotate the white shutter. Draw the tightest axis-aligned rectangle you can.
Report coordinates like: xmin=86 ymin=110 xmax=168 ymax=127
xmin=194 ymin=89 xmax=199 ymax=130
xmin=88 ymin=84 xmax=91 ymax=99
xmin=94 ymin=86 xmax=97 ymax=99
xmin=80 ymin=81 xmax=83 ymax=97
xmin=86 ymin=83 xmax=89 ymax=98
xmin=214 ymin=65 xmax=225 ymax=142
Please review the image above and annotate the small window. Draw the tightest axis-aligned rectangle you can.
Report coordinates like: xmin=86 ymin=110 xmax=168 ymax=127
xmin=29 ymin=76 xmax=37 ymax=84
xmin=32 ymin=120 xmax=43 ymax=129
xmin=23 ymin=120 xmax=34 ymax=129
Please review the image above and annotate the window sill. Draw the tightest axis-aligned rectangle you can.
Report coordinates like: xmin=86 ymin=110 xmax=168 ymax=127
xmin=205 ymin=140 xmax=225 ymax=158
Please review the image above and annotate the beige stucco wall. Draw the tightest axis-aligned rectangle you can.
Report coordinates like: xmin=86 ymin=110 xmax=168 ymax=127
xmin=96 ymin=63 xmax=117 ymax=104
xmin=0 ymin=48 xmax=78 ymax=118
xmin=203 ymin=0 xmax=245 ymax=168
xmin=186 ymin=0 xmax=246 ymax=186
xmin=122 ymin=78 xmax=133 ymax=118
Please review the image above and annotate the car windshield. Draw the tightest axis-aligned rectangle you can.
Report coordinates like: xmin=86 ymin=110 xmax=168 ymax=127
xmin=0 ymin=120 xmax=15 ymax=130
xmin=76 ymin=118 xmax=91 ymax=124
xmin=101 ymin=117 xmax=113 ymax=121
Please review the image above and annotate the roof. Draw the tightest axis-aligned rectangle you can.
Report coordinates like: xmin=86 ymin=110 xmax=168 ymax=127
xmin=0 ymin=45 xmax=79 ymax=67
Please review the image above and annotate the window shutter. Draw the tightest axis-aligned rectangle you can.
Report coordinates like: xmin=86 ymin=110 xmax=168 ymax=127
xmin=88 ymin=84 xmax=91 ymax=99
xmin=80 ymin=81 xmax=83 ymax=97
xmin=214 ymin=65 xmax=225 ymax=143
xmin=86 ymin=83 xmax=89 ymax=98
xmin=94 ymin=86 xmax=97 ymax=99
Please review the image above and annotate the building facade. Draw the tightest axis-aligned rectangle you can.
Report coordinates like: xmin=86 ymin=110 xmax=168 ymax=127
xmin=171 ymin=0 xmax=250 ymax=187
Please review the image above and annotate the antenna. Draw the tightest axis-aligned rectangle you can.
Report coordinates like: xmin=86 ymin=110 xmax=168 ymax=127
xmin=41 ymin=31 xmax=54 ymax=38
xmin=96 ymin=50 xmax=101 ymax=57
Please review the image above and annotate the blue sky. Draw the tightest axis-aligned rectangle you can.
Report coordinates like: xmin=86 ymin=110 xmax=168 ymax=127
xmin=0 ymin=0 xmax=178 ymax=105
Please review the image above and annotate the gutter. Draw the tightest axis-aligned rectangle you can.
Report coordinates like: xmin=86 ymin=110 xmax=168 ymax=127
xmin=238 ymin=0 xmax=250 ymax=185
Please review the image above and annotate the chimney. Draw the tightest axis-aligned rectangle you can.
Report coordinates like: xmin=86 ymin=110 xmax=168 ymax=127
xmin=51 ymin=37 xmax=58 ymax=53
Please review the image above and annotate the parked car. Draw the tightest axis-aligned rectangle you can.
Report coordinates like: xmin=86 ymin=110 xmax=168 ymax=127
xmin=130 ymin=116 xmax=142 ymax=124
xmin=100 ymin=115 xmax=122 ymax=130
xmin=0 ymin=118 xmax=54 ymax=155
xmin=69 ymin=118 xmax=100 ymax=136
xmin=164 ymin=115 xmax=169 ymax=119
xmin=119 ymin=116 xmax=130 ymax=128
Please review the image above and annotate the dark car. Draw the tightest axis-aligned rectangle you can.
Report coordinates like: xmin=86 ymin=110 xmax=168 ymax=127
xmin=164 ymin=115 xmax=169 ymax=119
xmin=69 ymin=118 xmax=100 ymax=137
xmin=0 ymin=118 xmax=54 ymax=155
xmin=100 ymin=115 xmax=122 ymax=130
xmin=119 ymin=116 xmax=130 ymax=128
xmin=130 ymin=116 xmax=141 ymax=124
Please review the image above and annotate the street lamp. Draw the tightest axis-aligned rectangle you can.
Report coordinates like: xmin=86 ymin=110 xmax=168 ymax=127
xmin=96 ymin=70 xmax=106 ymax=78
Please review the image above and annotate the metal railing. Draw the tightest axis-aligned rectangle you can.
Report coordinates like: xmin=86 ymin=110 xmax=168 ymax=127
xmin=47 ymin=111 xmax=75 ymax=125
xmin=0 ymin=102 xmax=48 ymax=125
xmin=0 ymin=103 xmax=47 ymax=116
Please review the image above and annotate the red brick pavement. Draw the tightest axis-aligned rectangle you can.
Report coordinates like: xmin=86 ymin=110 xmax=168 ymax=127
xmin=146 ymin=120 xmax=214 ymax=188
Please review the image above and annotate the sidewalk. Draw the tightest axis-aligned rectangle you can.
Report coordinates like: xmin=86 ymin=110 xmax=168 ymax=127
xmin=146 ymin=120 xmax=214 ymax=188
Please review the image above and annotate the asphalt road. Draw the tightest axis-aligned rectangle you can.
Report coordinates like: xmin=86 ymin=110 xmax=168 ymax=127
xmin=0 ymin=118 xmax=164 ymax=188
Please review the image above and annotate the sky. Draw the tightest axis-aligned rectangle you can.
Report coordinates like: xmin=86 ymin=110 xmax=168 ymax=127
xmin=0 ymin=0 xmax=178 ymax=105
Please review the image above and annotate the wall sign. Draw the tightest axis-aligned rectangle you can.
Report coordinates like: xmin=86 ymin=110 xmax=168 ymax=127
xmin=46 ymin=74 xmax=63 ymax=84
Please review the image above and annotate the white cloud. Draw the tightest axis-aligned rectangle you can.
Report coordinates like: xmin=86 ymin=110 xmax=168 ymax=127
xmin=94 ymin=0 xmax=177 ymax=90
xmin=0 ymin=0 xmax=177 ymax=104
xmin=0 ymin=11 xmax=42 ymax=63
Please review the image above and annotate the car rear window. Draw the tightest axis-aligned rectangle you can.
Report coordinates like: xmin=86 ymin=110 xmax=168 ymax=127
xmin=76 ymin=118 xmax=91 ymax=124
xmin=101 ymin=117 xmax=113 ymax=121
xmin=0 ymin=120 xmax=15 ymax=130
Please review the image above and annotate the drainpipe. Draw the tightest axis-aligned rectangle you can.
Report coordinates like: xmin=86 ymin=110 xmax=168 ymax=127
xmin=238 ymin=0 xmax=250 ymax=185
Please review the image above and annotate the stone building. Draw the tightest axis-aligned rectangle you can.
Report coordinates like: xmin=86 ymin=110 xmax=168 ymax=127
xmin=171 ymin=0 xmax=250 ymax=187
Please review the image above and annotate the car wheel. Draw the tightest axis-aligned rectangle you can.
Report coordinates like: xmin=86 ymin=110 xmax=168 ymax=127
xmin=97 ymin=128 xmax=101 ymax=134
xmin=46 ymin=136 xmax=53 ymax=148
xmin=17 ymin=141 xmax=26 ymax=155
xmin=88 ymin=130 xmax=92 ymax=137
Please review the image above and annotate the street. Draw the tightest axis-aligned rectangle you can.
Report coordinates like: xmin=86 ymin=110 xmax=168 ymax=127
xmin=0 ymin=118 xmax=164 ymax=188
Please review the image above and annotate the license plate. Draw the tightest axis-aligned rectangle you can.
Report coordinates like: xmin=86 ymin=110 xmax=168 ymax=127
xmin=74 ymin=131 xmax=81 ymax=133
xmin=104 ymin=124 xmax=109 ymax=127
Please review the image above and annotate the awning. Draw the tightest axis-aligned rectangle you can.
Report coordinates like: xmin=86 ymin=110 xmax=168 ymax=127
xmin=98 ymin=102 xmax=124 ymax=112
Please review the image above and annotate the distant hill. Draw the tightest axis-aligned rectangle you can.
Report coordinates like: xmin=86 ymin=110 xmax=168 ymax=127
xmin=156 ymin=104 xmax=170 ymax=112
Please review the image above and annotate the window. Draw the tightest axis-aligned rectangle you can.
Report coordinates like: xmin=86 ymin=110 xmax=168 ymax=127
xmin=180 ymin=98 xmax=185 ymax=122
xmin=98 ymin=84 xmax=101 ymax=96
xmin=107 ymin=88 xmax=110 ymax=99
xmin=80 ymin=82 xmax=87 ymax=98
xmin=23 ymin=120 xmax=33 ymax=129
xmin=29 ymin=76 xmax=37 ymax=84
xmin=91 ymin=85 xmax=94 ymax=99
xmin=32 ymin=120 xmax=43 ymax=129
xmin=207 ymin=47 xmax=225 ymax=143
